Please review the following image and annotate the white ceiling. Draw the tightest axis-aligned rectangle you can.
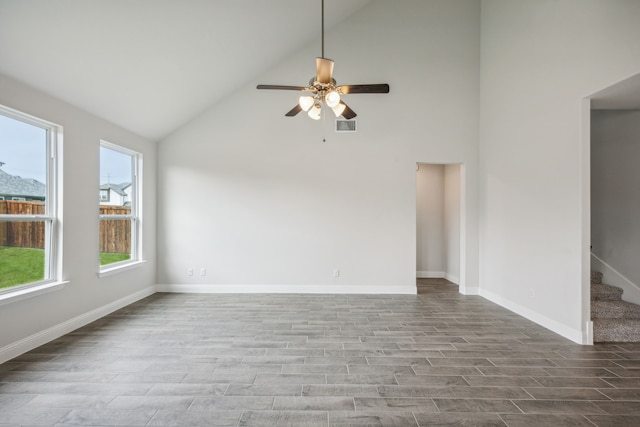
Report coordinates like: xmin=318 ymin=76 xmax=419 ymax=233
xmin=0 ymin=0 xmax=372 ymax=141
xmin=590 ymin=72 xmax=640 ymax=110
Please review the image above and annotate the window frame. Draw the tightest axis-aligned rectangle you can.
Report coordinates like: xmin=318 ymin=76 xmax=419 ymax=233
xmin=98 ymin=140 xmax=143 ymax=275
xmin=0 ymin=104 xmax=64 ymax=302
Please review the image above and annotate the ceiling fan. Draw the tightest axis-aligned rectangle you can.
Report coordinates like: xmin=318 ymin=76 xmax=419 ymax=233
xmin=257 ymin=0 xmax=389 ymax=120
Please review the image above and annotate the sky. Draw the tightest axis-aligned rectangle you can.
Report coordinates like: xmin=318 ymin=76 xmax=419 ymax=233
xmin=1 ymin=113 xmax=131 ymax=185
xmin=100 ymin=146 xmax=132 ymax=185
xmin=0 ymin=113 xmax=46 ymax=182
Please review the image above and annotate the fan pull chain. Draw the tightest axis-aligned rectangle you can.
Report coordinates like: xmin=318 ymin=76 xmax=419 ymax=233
xmin=322 ymin=106 xmax=327 ymax=142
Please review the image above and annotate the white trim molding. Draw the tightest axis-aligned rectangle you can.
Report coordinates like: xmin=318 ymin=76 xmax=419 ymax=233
xmin=0 ymin=286 xmax=155 ymax=364
xmin=591 ymin=253 xmax=640 ymax=305
xmin=156 ymin=284 xmax=417 ymax=295
xmin=98 ymin=260 xmax=147 ymax=278
xmin=416 ymin=271 xmax=445 ymax=279
xmin=585 ymin=320 xmax=594 ymax=345
xmin=0 ymin=281 xmax=68 ymax=306
xmin=479 ymin=288 xmax=585 ymax=344
xmin=445 ymin=273 xmax=460 ymax=285
xmin=460 ymin=286 xmax=479 ymax=296
xmin=416 ymin=271 xmax=460 ymax=285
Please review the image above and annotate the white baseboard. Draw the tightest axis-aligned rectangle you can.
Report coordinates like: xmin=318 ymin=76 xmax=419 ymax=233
xmin=591 ymin=253 xmax=640 ymax=305
xmin=0 ymin=286 xmax=155 ymax=364
xmin=416 ymin=271 xmax=445 ymax=278
xmin=417 ymin=271 xmax=460 ymax=285
xmin=479 ymin=288 xmax=585 ymax=344
xmin=585 ymin=320 xmax=594 ymax=345
xmin=445 ymin=273 xmax=460 ymax=285
xmin=156 ymin=283 xmax=417 ymax=295
xmin=460 ymin=286 xmax=479 ymax=295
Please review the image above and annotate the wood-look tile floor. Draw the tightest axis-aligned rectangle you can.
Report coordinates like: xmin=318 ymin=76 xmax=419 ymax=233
xmin=2 ymin=280 xmax=640 ymax=426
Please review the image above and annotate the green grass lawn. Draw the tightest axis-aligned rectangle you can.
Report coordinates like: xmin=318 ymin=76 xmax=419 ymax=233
xmin=0 ymin=246 xmax=45 ymax=289
xmin=1 ymin=246 xmax=131 ymax=289
xmin=100 ymin=252 xmax=131 ymax=265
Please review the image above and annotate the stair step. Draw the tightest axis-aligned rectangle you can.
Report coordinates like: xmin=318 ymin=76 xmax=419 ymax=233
xmin=591 ymin=300 xmax=640 ymax=319
xmin=594 ymin=318 xmax=640 ymax=342
xmin=590 ymin=270 xmax=640 ymax=343
xmin=591 ymin=283 xmax=624 ymax=301
xmin=591 ymin=271 xmax=603 ymax=285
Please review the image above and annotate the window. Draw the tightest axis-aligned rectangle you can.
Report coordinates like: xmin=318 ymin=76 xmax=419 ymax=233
xmin=0 ymin=105 xmax=60 ymax=292
xmin=99 ymin=141 xmax=141 ymax=271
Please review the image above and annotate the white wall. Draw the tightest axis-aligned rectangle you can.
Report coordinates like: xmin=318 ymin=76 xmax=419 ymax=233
xmin=416 ymin=164 xmax=445 ymax=276
xmin=157 ymin=0 xmax=480 ymax=294
xmin=444 ymin=164 xmax=461 ymax=284
xmin=0 ymin=74 xmax=157 ymax=362
xmin=479 ymin=0 xmax=640 ymax=343
xmin=591 ymin=110 xmax=640 ymax=290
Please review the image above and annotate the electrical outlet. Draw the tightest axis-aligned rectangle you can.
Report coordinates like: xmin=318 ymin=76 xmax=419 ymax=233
xmin=333 ymin=268 xmax=340 ymax=278
xmin=200 ymin=268 xmax=206 ymax=276
xmin=187 ymin=268 xmax=193 ymax=276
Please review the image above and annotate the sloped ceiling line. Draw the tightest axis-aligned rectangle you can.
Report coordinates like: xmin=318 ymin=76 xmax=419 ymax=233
xmin=0 ymin=0 xmax=372 ymax=141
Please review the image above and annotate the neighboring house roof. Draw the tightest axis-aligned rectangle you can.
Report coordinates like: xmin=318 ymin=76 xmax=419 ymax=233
xmin=100 ymin=182 xmax=129 ymax=197
xmin=0 ymin=168 xmax=46 ymax=199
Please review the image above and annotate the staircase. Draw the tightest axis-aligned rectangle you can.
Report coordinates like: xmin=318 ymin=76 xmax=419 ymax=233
xmin=592 ymin=271 xmax=640 ymax=342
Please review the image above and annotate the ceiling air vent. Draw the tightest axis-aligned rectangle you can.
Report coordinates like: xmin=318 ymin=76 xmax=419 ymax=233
xmin=336 ymin=119 xmax=357 ymax=132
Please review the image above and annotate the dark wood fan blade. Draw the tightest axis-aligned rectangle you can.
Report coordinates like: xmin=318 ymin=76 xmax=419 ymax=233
xmin=315 ymin=57 xmax=334 ymax=84
xmin=338 ymin=84 xmax=390 ymax=94
xmin=285 ymin=105 xmax=303 ymax=117
xmin=257 ymin=84 xmax=307 ymax=91
xmin=339 ymin=101 xmax=357 ymax=120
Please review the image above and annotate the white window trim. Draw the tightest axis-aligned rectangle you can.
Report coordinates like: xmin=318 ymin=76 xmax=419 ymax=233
xmin=0 ymin=104 xmax=64 ymax=300
xmin=98 ymin=140 xmax=143 ymax=275
xmin=0 ymin=280 xmax=69 ymax=306
xmin=98 ymin=259 xmax=146 ymax=278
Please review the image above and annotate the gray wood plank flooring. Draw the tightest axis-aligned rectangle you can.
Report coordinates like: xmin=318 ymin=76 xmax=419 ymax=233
xmin=2 ymin=279 xmax=640 ymax=426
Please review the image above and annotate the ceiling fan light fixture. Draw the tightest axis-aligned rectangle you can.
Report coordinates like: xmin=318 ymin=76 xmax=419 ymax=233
xmin=331 ymin=102 xmax=346 ymax=117
xmin=325 ymin=90 xmax=340 ymax=108
xmin=308 ymin=103 xmax=322 ymax=120
xmin=299 ymin=95 xmax=315 ymax=112
xmin=256 ymin=0 xmax=388 ymax=120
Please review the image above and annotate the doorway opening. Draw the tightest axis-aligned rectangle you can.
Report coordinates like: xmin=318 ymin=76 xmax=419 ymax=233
xmin=416 ymin=163 xmax=463 ymax=293
xmin=585 ymin=72 xmax=640 ymax=343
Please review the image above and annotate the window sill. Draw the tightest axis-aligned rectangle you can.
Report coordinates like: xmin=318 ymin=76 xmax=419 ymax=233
xmin=98 ymin=260 xmax=147 ymax=278
xmin=0 ymin=280 xmax=69 ymax=306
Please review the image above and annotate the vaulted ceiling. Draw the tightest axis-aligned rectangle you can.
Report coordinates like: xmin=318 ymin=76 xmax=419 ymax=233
xmin=591 ymin=73 xmax=640 ymax=110
xmin=0 ymin=0 xmax=371 ymax=141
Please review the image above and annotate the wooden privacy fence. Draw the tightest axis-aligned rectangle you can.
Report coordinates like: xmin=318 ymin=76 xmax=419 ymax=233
xmin=99 ymin=206 xmax=131 ymax=254
xmin=0 ymin=201 xmax=45 ymax=249
xmin=0 ymin=201 xmax=131 ymax=253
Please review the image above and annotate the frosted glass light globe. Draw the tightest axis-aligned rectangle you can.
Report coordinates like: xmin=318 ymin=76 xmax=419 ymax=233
xmin=331 ymin=103 xmax=346 ymax=117
xmin=307 ymin=103 xmax=322 ymax=120
xmin=325 ymin=91 xmax=340 ymax=108
xmin=299 ymin=96 xmax=314 ymax=112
